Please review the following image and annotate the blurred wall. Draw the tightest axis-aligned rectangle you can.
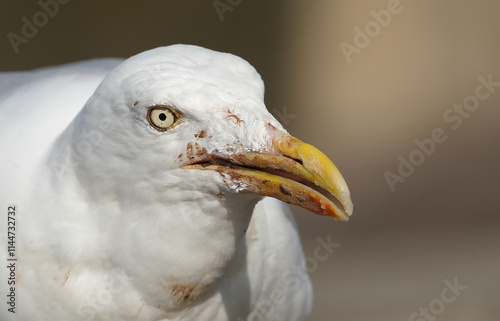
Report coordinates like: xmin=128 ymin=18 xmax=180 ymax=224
xmin=282 ymin=1 xmax=500 ymax=320
xmin=283 ymin=0 xmax=500 ymax=230
xmin=2 ymin=1 xmax=499 ymax=320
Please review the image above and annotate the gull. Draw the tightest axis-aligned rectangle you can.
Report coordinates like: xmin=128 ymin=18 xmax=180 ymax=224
xmin=0 ymin=44 xmax=352 ymax=321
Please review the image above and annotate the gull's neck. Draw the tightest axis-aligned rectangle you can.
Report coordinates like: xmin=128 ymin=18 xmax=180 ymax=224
xmin=44 ymin=144 xmax=260 ymax=311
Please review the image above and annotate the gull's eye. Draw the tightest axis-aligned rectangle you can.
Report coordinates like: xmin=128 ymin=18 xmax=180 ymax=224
xmin=147 ymin=106 xmax=179 ymax=131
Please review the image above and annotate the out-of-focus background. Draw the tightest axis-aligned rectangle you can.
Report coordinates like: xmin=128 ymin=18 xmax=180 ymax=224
xmin=2 ymin=1 xmax=499 ymax=320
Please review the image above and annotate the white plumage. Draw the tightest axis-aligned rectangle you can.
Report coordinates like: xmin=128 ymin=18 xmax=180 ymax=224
xmin=0 ymin=45 xmax=351 ymax=321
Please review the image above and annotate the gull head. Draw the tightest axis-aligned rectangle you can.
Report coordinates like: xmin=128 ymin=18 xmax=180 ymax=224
xmin=68 ymin=44 xmax=353 ymax=220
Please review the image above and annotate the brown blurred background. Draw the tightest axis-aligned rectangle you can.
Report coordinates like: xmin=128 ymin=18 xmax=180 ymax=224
xmin=2 ymin=1 xmax=499 ymax=320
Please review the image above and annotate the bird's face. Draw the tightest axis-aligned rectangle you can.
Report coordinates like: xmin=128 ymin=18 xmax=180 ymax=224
xmin=81 ymin=45 xmax=352 ymax=220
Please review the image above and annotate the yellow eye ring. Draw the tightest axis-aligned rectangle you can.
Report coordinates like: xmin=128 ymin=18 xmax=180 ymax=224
xmin=147 ymin=106 xmax=180 ymax=131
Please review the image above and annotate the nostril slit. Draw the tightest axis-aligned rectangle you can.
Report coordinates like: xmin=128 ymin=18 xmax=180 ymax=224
xmin=286 ymin=155 xmax=303 ymax=165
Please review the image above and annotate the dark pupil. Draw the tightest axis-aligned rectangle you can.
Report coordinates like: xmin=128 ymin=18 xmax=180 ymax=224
xmin=159 ymin=113 xmax=167 ymax=121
